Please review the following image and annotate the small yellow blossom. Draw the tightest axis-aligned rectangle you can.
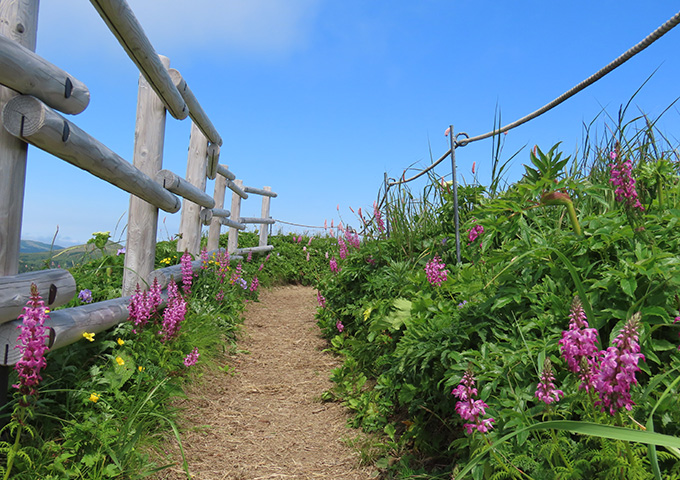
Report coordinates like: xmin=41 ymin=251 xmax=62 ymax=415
xmin=83 ymin=332 xmax=95 ymax=342
xmin=89 ymin=392 xmax=100 ymax=403
xmin=117 ymin=338 xmax=125 ymax=346
xmin=45 ymin=308 xmax=50 ymax=313
xmin=138 ymin=366 xmax=145 ymax=372
xmin=115 ymin=356 xmax=125 ymax=366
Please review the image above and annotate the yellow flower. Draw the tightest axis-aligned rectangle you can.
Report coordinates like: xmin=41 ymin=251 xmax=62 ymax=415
xmin=45 ymin=308 xmax=50 ymax=313
xmin=82 ymin=332 xmax=95 ymax=342
xmin=138 ymin=366 xmax=145 ymax=372
xmin=89 ymin=392 xmax=100 ymax=403
xmin=115 ymin=356 xmax=125 ymax=366
xmin=117 ymin=338 xmax=125 ymax=346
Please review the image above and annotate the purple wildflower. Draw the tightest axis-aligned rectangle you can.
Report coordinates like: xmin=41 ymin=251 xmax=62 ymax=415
xmin=535 ymin=358 xmax=564 ymax=405
xmin=338 ymin=237 xmax=348 ymax=260
xmin=594 ymin=313 xmax=645 ymax=415
xmin=467 ymin=223 xmax=484 ymax=244
xmin=250 ymin=276 xmax=259 ymax=293
xmin=610 ymin=150 xmax=644 ymax=211
xmin=452 ymin=369 xmax=495 ymax=434
xmin=336 ymin=320 xmax=344 ymax=333
xmin=329 ymin=257 xmax=340 ymax=274
xmin=258 ymin=263 xmax=264 ymax=271
xmin=180 ymin=251 xmax=193 ymax=297
xmin=78 ymin=289 xmax=93 ymax=304
xmin=559 ymin=296 xmax=600 ymax=392
xmin=230 ymin=263 xmax=243 ymax=285
xmin=183 ymin=347 xmax=200 ymax=367
xmin=128 ymin=284 xmax=153 ymax=332
xmin=425 ymin=255 xmax=447 ymax=286
xmin=317 ymin=291 xmax=326 ymax=308
xmin=247 ymin=250 xmax=253 ymax=262
xmin=216 ymin=289 xmax=225 ymax=302
xmin=117 ymin=247 xmax=126 ymax=256
xmin=159 ymin=281 xmax=187 ymax=342
xmin=373 ymin=202 xmax=385 ymax=233
xmin=13 ymin=284 xmax=50 ymax=401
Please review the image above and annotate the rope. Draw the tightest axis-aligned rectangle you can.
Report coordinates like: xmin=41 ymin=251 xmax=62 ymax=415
xmin=272 ymin=219 xmax=329 ymax=230
xmin=388 ymin=9 xmax=680 ymax=187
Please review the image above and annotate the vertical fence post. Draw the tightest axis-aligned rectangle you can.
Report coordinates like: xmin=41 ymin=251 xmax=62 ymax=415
xmin=122 ymin=55 xmax=169 ymax=295
xmin=258 ymin=186 xmax=272 ymax=247
xmin=227 ymin=180 xmax=243 ymax=254
xmin=206 ymin=173 xmax=227 ymax=252
xmin=177 ymin=122 xmax=208 ymax=256
xmin=0 ymin=0 xmax=39 ymax=277
xmin=449 ymin=125 xmax=461 ymax=264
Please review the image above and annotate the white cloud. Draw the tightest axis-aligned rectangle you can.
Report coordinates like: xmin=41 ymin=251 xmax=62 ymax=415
xmin=38 ymin=0 xmax=321 ymax=58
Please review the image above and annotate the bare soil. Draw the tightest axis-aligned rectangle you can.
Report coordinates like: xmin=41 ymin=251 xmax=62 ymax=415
xmin=154 ymin=285 xmax=375 ymax=480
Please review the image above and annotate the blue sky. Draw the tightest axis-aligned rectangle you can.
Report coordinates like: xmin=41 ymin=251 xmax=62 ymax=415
xmin=19 ymin=1 xmax=680 ymax=246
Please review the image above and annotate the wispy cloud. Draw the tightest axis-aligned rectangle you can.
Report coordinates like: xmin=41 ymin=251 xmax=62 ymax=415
xmin=38 ymin=0 xmax=321 ymax=58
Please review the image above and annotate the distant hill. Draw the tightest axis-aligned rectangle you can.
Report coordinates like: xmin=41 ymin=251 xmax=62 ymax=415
xmin=20 ymin=240 xmax=64 ymax=253
xmin=19 ymin=240 xmax=123 ymax=273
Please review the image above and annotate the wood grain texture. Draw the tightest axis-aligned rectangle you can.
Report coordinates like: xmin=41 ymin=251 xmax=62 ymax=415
xmin=207 ymin=174 xmax=227 ymax=251
xmin=157 ymin=169 xmax=215 ymax=208
xmin=0 ymin=269 xmax=76 ymax=324
xmin=227 ymin=179 xmax=243 ymax=254
xmin=259 ymin=186 xmax=273 ymax=247
xmin=177 ymin=122 xmax=209 ymax=255
xmin=169 ymin=68 xmax=222 ymax=146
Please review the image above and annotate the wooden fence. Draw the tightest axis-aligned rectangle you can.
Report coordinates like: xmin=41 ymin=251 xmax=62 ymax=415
xmin=0 ymin=0 xmax=277 ymax=373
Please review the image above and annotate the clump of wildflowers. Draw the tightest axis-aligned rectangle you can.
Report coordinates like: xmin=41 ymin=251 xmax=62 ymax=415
xmin=336 ymin=320 xmax=344 ymax=333
xmin=78 ymin=289 xmax=93 ymax=304
xmin=425 ymin=255 xmax=447 ymax=286
xmin=609 ymin=149 xmax=644 ymax=211
xmin=250 ymin=276 xmax=259 ymax=293
xmin=247 ymin=250 xmax=253 ymax=262
xmin=559 ymin=296 xmax=599 ymax=392
xmin=345 ymin=230 xmax=361 ymax=249
xmin=535 ymin=358 xmax=564 ymax=405
xmin=128 ymin=281 xmax=161 ymax=333
xmin=180 ymin=250 xmax=193 ymax=297
xmin=451 ymin=368 xmax=495 ymax=434
xmin=183 ymin=347 xmax=200 ymax=367
xmin=467 ymin=223 xmax=484 ymax=245
xmin=317 ymin=291 xmax=326 ymax=308
xmin=373 ymin=202 xmax=385 ymax=233
xmin=230 ymin=263 xmax=243 ymax=285
xmin=14 ymin=284 xmax=51 ymax=401
xmin=338 ymin=237 xmax=348 ymax=260
xmin=329 ymin=257 xmax=340 ymax=274
xmin=594 ymin=313 xmax=645 ymax=415
xmin=159 ymin=281 xmax=187 ymax=342
xmin=200 ymin=247 xmax=209 ymax=269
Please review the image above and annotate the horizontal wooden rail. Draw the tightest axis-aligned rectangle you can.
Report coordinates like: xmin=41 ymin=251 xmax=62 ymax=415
xmin=169 ymin=69 xmax=222 ymax=146
xmin=221 ymin=217 xmax=246 ymax=230
xmin=2 ymin=95 xmax=182 ymax=213
xmin=243 ymin=186 xmax=278 ymax=197
xmin=0 ymin=269 xmax=76 ymax=325
xmin=156 ymin=169 xmax=215 ymax=209
xmin=239 ymin=217 xmax=275 ymax=225
xmin=89 ymin=0 xmax=188 ymax=120
xmin=0 ymin=35 xmax=90 ymax=114
xmin=199 ymin=208 xmax=231 ymax=225
xmin=226 ymin=179 xmax=248 ymax=199
xmin=235 ymin=246 xmax=274 ymax=255
xmin=0 ymin=295 xmax=133 ymax=366
xmin=216 ymin=164 xmax=235 ymax=181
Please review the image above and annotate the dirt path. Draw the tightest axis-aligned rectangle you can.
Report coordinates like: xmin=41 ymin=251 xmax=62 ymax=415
xmin=155 ymin=285 xmax=375 ymax=480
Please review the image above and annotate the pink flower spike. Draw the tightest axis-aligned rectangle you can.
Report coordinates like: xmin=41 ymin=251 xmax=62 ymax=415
xmin=535 ymin=358 xmax=564 ymax=405
xmin=444 ymin=126 xmax=451 ymax=137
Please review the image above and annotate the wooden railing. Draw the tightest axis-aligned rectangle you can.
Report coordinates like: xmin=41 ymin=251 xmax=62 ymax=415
xmin=0 ymin=0 xmax=277 ymax=368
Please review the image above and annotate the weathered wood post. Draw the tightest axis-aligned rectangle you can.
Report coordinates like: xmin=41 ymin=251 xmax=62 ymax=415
xmin=0 ymin=0 xmax=40 ymax=409
xmin=227 ymin=180 xmax=244 ymax=254
xmin=177 ymin=122 xmax=208 ymax=256
xmin=259 ymin=186 xmax=272 ymax=247
xmin=0 ymin=0 xmax=39 ymax=277
xmin=122 ymin=56 xmax=169 ymax=295
xmin=207 ymin=173 xmax=227 ymax=252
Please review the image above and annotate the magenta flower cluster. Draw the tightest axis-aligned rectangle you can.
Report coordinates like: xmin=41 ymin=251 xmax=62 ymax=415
xmin=128 ymin=279 xmax=162 ymax=332
xmin=159 ymin=281 xmax=187 ymax=342
xmin=336 ymin=320 xmax=344 ymax=333
xmin=451 ymin=370 xmax=495 ymax=434
xmin=594 ymin=313 xmax=645 ymax=415
xmin=609 ymin=151 xmax=644 ymax=211
xmin=14 ymin=283 xmax=51 ymax=400
xmin=559 ymin=296 xmax=599 ymax=392
xmin=338 ymin=237 xmax=348 ymax=260
xmin=317 ymin=291 xmax=326 ymax=308
xmin=373 ymin=202 xmax=385 ymax=233
xmin=183 ymin=347 xmax=200 ymax=367
xmin=249 ymin=276 xmax=259 ymax=293
xmin=345 ymin=230 xmax=361 ymax=249
xmin=180 ymin=250 xmax=193 ymax=297
xmin=200 ymin=247 xmax=209 ymax=270
xmin=425 ymin=255 xmax=447 ymax=286
xmin=329 ymin=257 xmax=340 ymax=274
xmin=467 ymin=223 xmax=484 ymax=244
xmin=535 ymin=359 xmax=564 ymax=405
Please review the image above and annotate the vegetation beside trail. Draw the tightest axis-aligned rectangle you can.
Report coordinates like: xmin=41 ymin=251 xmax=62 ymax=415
xmin=315 ymin=107 xmax=680 ymax=478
